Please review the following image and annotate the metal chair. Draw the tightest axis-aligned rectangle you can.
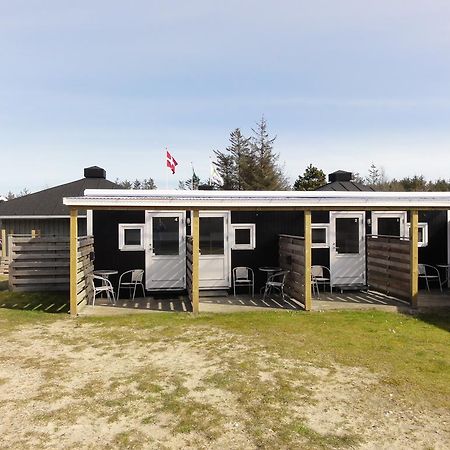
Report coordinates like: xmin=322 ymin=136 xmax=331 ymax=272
xmin=418 ymin=264 xmax=442 ymax=292
xmin=263 ymin=270 xmax=289 ymax=301
xmin=311 ymin=265 xmax=332 ymax=298
xmin=92 ymin=274 xmax=116 ymax=306
xmin=117 ymin=269 xmax=146 ymax=301
xmin=232 ymin=267 xmax=254 ymax=297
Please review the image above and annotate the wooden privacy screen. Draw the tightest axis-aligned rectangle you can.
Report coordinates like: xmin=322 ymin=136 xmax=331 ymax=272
xmin=279 ymin=234 xmax=306 ymax=309
xmin=9 ymin=236 xmax=94 ymax=308
xmin=366 ymin=235 xmax=411 ymax=301
xmin=76 ymin=236 xmax=95 ymax=309
xmin=186 ymin=236 xmax=193 ymax=302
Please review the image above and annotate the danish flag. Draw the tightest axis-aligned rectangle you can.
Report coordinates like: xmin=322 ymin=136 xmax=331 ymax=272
xmin=166 ymin=150 xmax=178 ymax=174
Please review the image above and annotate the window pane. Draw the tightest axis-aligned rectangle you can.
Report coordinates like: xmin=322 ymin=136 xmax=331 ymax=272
xmin=152 ymin=217 xmax=179 ymax=255
xmin=235 ymin=228 xmax=251 ymax=245
xmin=378 ymin=218 xmax=400 ymax=236
xmin=336 ymin=218 xmax=359 ymax=254
xmin=312 ymin=228 xmax=326 ymax=244
xmin=124 ymin=228 xmax=141 ymax=246
xmin=200 ymin=217 xmax=224 ymax=255
xmin=409 ymin=226 xmax=424 ymax=242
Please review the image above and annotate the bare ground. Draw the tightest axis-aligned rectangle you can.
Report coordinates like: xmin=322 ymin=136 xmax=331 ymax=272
xmin=0 ymin=319 xmax=448 ymax=449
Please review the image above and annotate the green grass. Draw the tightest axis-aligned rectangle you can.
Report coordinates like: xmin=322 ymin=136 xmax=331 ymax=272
xmin=80 ymin=310 xmax=450 ymax=409
xmin=0 ymin=292 xmax=449 ymax=448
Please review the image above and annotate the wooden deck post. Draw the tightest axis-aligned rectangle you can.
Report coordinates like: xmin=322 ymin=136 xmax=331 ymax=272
xmin=192 ymin=209 xmax=200 ymax=315
xmin=70 ymin=209 xmax=78 ymax=316
xmin=1 ymin=229 xmax=6 ymax=258
xmin=410 ymin=209 xmax=419 ymax=308
xmin=304 ymin=210 xmax=312 ymax=311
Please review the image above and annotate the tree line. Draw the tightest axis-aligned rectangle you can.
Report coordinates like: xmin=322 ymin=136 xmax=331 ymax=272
xmin=3 ymin=117 xmax=450 ymax=197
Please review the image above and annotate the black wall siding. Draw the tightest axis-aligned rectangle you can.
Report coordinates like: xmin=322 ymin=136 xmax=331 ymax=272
xmin=91 ymin=209 xmax=449 ymax=294
xmin=418 ymin=211 xmax=448 ymax=265
xmin=93 ymin=211 xmax=146 ymax=287
xmin=312 ymin=211 xmax=329 ymax=223
xmin=231 ymin=211 xmax=304 ymax=290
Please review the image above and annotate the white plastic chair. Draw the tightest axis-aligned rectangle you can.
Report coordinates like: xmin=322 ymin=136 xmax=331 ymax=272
xmin=418 ymin=264 xmax=442 ymax=292
xmin=311 ymin=265 xmax=332 ymax=298
xmin=117 ymin=269 xmax=146 ymax=301
xmin=92 ymin=274 xmax=116 ymax=306
xmin=263 ymin=270 xmax=289 ymax=302
xmin=232 ymin=267 xmax=254 ymax=297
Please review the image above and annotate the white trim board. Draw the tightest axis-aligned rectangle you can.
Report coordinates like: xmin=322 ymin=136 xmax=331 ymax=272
xmin=63 ymin=189 xmax=450 ymax=210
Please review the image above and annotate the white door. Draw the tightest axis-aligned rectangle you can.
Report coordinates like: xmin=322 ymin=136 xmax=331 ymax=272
xmin=330 ymin=211 xmax=366 ymax=286
xmin=145 ymin=211 xmax=186 ymax=290
xmin=199 ymin=211 xmax=230 ymax=289
xmin=371 ymin=211 xmax=407 ymax=237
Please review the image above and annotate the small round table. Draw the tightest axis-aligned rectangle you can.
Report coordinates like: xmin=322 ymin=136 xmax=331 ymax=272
xmin=436 ymin=264 xmax=450 ymax=289
xmin=259 ymin=267 xmax=282 ymax=292
xmin=93 ymin=270 xmax=118 ymax=279
xmin=259 ymin=266 xmax=282 ymax=278
xmin=93 ymin=270 xmax=118 ymax=297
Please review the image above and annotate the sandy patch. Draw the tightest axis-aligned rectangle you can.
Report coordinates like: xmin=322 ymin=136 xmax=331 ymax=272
xmin=0 ymin=319 xmax=448 ymax=449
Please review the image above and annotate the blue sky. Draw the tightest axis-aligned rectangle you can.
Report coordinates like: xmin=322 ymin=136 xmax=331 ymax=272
xmin=1 ymin=0 xmax=450 ymax=193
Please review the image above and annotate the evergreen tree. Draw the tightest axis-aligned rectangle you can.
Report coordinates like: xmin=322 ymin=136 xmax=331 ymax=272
xmin=249 ymin=116 xmax=289 ymax=190
xmin=228 ymin=128 xmax=252 ymax=190
xmin=212 ymin=150 xmax=235 ymax=190
xmin=179 ymin=172 xmax=201 ymax=190
xmin=142 ymin=178 xmax=157 ymax=189
xmin=115 ymin=178 xmax=156 ymax=189
xmin=212 ymin=118 xmax=289 ymax=191
xmin=293 ymin=165 xmax=326 ymax=190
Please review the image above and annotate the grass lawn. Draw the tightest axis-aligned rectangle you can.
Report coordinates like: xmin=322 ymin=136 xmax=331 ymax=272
xmin=0 ymin=286 xmax=449 ymax=449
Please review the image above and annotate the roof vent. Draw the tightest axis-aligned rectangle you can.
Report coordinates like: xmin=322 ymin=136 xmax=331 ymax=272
xmin=84 ymin=166 xmax=106 ymax=179
xmin=328 ymin=170 xmax=352 ymax=183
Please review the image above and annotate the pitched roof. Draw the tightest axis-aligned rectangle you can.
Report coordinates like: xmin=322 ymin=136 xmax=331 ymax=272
xmin=0 ymin=177 xmax=119 ymax=217
xmin=315 ymin=181 xmax=375 ymax=192
xmin=315 ymin=170 xmax=375 ymax=192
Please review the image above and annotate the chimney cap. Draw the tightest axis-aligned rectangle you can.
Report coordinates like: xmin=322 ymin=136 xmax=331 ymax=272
xmin=328 ymin=170 xmax=352 ymax=182
xmin=84 ymin=166 xmax=106 ymax=179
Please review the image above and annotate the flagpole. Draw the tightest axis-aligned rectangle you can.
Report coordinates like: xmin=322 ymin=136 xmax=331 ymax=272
xmin=165 ymin=146 xmax=169 ymax=190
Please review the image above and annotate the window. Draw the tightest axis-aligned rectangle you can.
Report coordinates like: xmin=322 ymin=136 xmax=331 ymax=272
xmin=200 ymin=216 xmax=225 ymax=255
xmin=407 ymin=222 xmax=429 ymax=247
xmin=119 ymin=224 xmax=144 ymax=251
xmin=311 ymin=224 xmax=329 ymax=248
xmin=231 ymin=224 xmax=256 ymax=250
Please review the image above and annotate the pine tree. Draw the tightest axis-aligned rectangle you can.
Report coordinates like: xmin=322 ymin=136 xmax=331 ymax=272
xmin=228 ymin=129 xmax=252 ymax=190
xmin=212 ymin=150 xmax=235 ymax=190
xmin=212 ymin=117 xmax=289 ymax=190
xmin=250 ymin=116 xmax=289 ymax=190
xmin=293 ymin=165 xmax=326 ymax=190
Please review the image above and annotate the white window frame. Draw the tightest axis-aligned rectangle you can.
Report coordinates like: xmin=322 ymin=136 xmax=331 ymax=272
xmin=119 ymin=224 xmax=145 ymax=251
xmin=406 ymin=222 xmax=429 ymax=247
xmin=371 ymin=211 xmax=407 ymax=237
xmin=231 ymin=223 xmax=256 ymax=250
xmin=311 ymin=223 xmax=329 ymax=248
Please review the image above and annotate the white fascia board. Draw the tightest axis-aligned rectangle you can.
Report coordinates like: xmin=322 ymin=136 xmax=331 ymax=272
xmin=63 ymin=195 xmax=450 ymax=210
xmin=60 ymin=188 xmax=450 ymax=209
xmin=81 ymin=189 xmax=450 ymax=200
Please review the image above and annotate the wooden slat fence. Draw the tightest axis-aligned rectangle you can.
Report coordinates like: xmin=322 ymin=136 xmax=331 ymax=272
xmin=279 ymin=234 xmax=306 ymax=309
xmin=76 ymin=236 xmax=94 ymax=309
xmin=9 ymin=236 xmax=94 ymax=309
xmin=367 ymin=235 xmax=411 ymax=301
xmin=186 ymin=236 xmax=193 ymax=303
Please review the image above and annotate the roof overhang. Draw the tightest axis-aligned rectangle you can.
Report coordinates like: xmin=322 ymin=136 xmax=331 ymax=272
xmin=0 ymin=215 xmax=87 ymax=219
xmin=61 ymin=189 xmax=450 ymax=211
